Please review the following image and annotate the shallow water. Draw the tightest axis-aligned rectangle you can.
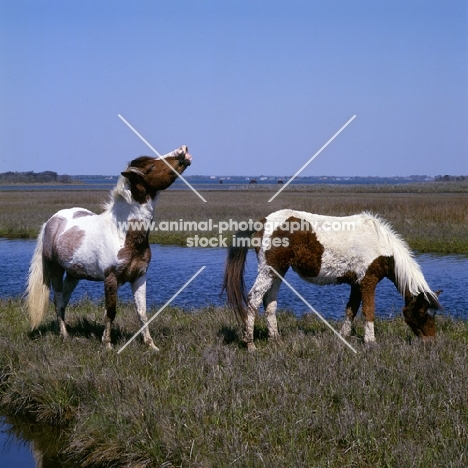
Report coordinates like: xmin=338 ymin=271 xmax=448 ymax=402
xmin=0 ymin=238 xmax=467 ymax=319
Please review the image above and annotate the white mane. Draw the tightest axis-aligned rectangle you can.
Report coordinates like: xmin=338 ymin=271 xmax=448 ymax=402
xmin=104 ymin=176 xmax=133 ymax=209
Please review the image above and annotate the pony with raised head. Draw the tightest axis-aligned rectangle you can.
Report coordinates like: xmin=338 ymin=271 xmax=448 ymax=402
xmin=223 ymin=209 xmax=441 ymax=350
xmin=26 ymin=146 xmax=192 ymax=350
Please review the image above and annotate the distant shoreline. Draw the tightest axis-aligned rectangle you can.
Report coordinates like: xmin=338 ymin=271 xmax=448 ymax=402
xmin=2 ymin=174 xmax=467 ymax=185
xmin=0 ymin=181 xmax=84 ymax=186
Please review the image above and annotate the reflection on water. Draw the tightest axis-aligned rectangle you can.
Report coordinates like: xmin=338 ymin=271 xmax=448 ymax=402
xmin=0 ymin=239 xmax=467 ymax=319
xmin=0 ymin=415 xmax=68 ymax=467
xmin=1 ymin=418 xmax=34 ymax=468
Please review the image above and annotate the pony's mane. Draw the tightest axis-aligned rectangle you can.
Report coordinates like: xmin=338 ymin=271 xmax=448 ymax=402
xmin=365 ymin=211 xmax=440 ymax=308
xmin=128 ymin=156 xmax=155 ymax=167
xmin=103 ymin=175 xmax=133 ymax=211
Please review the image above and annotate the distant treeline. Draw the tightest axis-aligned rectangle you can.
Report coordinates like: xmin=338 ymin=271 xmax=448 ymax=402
xmin=0 ymin=171 xmax=76 ymax=184
xmin=434 ymin=175 xmax=467 ymax=182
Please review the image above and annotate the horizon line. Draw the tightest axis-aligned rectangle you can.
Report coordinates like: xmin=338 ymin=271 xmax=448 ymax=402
xmin=63 ymin=173 xmax=463 ymax=179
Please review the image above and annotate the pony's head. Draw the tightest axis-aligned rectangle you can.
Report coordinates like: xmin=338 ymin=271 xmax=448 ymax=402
xmin=121 ymin=146 xmax=192 ymax=202
xmin=402 ymin=290 xmax=442 ymax=340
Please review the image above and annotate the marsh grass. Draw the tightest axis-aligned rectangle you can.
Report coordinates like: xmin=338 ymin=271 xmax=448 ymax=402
xmin=1 ymin=185 xmax=467 ymax=253
xmin=0 ymin=299 xmax=467 ymax=467
xmin=0 ymin=191 xmax=105 ymax=239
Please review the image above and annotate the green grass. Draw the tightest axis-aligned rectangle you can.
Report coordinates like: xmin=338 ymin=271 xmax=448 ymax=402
xmin=1 ymin=299 xmax=467 ymax=467
xmin=1 ymin=185 xmax=467 ymax=254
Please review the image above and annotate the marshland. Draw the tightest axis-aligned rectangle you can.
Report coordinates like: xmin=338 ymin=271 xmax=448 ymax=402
xmin=0 ymin=183 xmax=467 ymax=466
xmin=1 ymin=300 xmax=468 ymax=467
xmin=1 ymin=182 xmax=468 ymax=253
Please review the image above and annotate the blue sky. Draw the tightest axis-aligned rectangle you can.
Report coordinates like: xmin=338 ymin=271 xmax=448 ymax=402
xmin=0 ymin=0 xmax=467 ymax=176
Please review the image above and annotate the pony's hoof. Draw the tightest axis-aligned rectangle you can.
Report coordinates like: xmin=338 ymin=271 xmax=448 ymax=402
xmin=103 ymin=342 xmax=113 ymax=351
xmin=364 ymin=340 xmax=377 ymax=348
xmin=269 ymin=334 xmax=281 ymax=343
xmin=247 ymin=342 xmax=257 ymax=352
xmin=143 ymin=338 xmax=159 ymax=351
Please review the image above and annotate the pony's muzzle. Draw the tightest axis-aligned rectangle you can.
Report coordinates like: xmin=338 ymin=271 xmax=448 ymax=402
xmin=175 ymin=145 xmax=192 ymax=166
xmin=182 ymin=152 xmax=192 ymax=166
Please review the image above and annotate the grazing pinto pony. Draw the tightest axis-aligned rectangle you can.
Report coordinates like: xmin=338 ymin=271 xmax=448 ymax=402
xmin=223 ymin=209 xmax=441 ymax=350
xmin=26 ymin=146 xmax=192 ymax=350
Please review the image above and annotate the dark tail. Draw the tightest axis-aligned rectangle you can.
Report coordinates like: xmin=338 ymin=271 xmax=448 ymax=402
xmin=222 ymin=229 xmax=257 ymax=322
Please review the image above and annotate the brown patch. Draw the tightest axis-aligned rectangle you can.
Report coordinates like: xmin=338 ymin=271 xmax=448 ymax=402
xmin=43 ymin=217 xmax=85 ymax=263
xmin=337 ymin=271 xmax=358 ymax=284
xmin=345 ymin=284 xmax=362 ymax=320
xmin=116 ymin=219 xmax=151 ymax=283
xmin=265 ymin=216 xmax=324 ymax=278
xmin=366 ymin=255 xmax=391 ymax=280
xmin=43 ymin=216 xmax=66 ymax=261
xmin=121 ymin=146 xmax=192 ymax=203
xmin=57 ymin=226 xmax=86 ymax=262
xmin=72 ymin=210 xmax=95 ymax=219
xmin=104 ymin=271 xmax=118 ymax=321
xmin=358 ymin=256 xmax=391 ymax=322
xmin=65 ymin=262 xmax=90 ymax=278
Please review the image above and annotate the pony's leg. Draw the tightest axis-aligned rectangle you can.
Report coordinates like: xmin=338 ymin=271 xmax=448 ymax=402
xmin=262 ymin=277 xmax=283 ymax=341
xmin=62 ymin=274 xmax=79 ymax=310
xmin=50 ymin=264 xmax=68 ymax=339
xmin=102 ymin=272 xmax=117 ymax=349
xmin=360 ymin=278 xmax=378 ymax=343
xmin=340 ymin=284 xmax=361 ymax=337
xmin=132 ymin=274 xmax=159 ymax=351
xmin=245 ymin=270 xmax=275 ymax=350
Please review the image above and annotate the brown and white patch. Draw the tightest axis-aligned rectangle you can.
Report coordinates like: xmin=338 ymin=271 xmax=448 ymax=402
xmin=265 ymin=216 xmax=324 ymax=279
xmin=43 ymin=216 xmax=85 ymax=264
xmin=115 ymin=219 xmax=151 ymax=283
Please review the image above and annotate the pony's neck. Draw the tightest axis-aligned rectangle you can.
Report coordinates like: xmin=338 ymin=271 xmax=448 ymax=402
xmin=105 ymin=176 xmax=159 ymax=222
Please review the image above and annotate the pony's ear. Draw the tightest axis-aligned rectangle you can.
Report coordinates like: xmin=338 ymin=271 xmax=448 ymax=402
xmin=121 ymin=167 xmax=145 ymax=179
xmin=426 ymin=290 xmax=442 ymax=317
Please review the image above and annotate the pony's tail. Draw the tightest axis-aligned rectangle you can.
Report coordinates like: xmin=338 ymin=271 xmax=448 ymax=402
xmin=371 ymin=214 xmax=441 ymax=310
xmin=26 ymin=225 xmax=51 ymax=329
xmin=222 ymin=228 xmax=257 ymax=322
